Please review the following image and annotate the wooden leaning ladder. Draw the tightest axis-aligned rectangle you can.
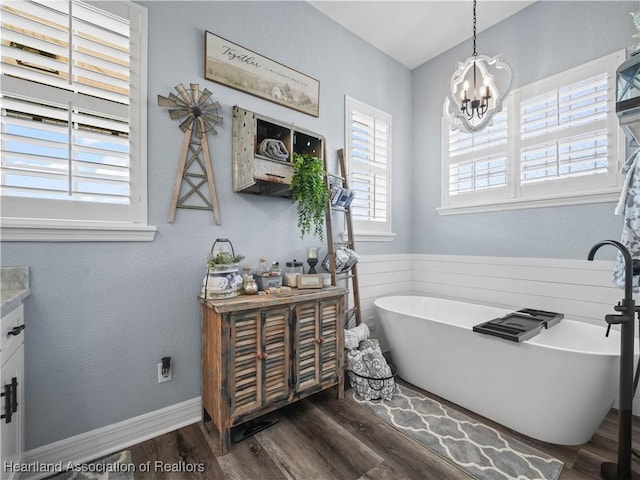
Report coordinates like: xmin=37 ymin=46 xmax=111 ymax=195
xmin=323 ymin=147 xmax=362 ymax=328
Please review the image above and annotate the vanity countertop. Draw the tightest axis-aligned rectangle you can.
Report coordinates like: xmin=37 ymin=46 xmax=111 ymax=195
xmin=1 ymin=267 xmax=30 ymax=316
xmin=1 ymin=289 xmax=30 ymax=317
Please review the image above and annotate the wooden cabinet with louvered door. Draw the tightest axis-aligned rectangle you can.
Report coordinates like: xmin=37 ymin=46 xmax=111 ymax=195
xmin=260 ymin=307 xmax=290 ymax=405
xmin=229 ymin=311 xmax=261 ymax=417
xmin=200 ymin=287 xmax=346 ymax=455
xmin=230 ymin=307 xmax=290 ymax=418
xmin=293 ymin=302 xmax=320 ymax=392
xmin=293 ymin=297 xmax=342 ymax=393
xmin=319 ymin=298 xmax=341 ymax=384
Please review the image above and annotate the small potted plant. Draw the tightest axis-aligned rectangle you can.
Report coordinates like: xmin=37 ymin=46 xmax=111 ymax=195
xmin=291 ymin=152 xmax=329 ymax=240
xmin=202 ymin=238 xmax=245 ymax=299
xmin=207 ymin=251 xmax=245 ymax=270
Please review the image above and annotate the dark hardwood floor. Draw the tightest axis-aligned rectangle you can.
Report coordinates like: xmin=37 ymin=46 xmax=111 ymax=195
xmin=128 ymin=380 xmax=640 ymax=479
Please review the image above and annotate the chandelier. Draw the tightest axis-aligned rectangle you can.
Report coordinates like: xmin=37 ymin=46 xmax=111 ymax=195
xmin=444 ymin=0 xmax=513 ymax=133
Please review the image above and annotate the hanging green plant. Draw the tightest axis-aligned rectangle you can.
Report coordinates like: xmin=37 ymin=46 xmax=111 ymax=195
xmin=291 ymin=152 xmax=329 ymax=240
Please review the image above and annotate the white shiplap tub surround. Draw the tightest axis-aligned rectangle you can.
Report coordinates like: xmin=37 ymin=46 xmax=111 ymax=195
xmin=351 ymin=254 xmax=413 ymax=352
xmin=357 ymin=253 xmax=640 ymax=415
xmin=410 ymin=254 xmax=622 ymax=326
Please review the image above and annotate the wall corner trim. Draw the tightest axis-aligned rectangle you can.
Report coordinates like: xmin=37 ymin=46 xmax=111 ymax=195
xmin=21 ymin=397 xmax=202 ymax=479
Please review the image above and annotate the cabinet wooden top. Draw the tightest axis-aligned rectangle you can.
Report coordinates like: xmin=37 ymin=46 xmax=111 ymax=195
xmin=199 ymin=286 xmax=348 ymax=313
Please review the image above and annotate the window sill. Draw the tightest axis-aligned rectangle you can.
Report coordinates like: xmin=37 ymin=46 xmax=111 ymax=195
xmin=341 ymin=231 xmax=396 ymax=242
xmin=437 ymin=190 xmax=620 ymax=215
xmin=1 ymin=218 xmax=157 ymax=242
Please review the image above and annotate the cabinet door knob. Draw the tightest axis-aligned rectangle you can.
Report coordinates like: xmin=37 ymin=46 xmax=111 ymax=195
xmin=8 ymin=325 xmax=25 ymax=337
xmin=262 ymin=353 xmax=269 ymax=360
xmin=315 ymin=338 xmax=324 ymax=344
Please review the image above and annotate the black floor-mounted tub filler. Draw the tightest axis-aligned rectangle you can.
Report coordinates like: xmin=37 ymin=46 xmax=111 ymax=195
xmin=588 ymin=240 xmax=639 ymax=480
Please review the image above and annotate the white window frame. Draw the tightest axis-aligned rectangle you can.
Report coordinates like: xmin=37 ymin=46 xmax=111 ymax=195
xmin=439 ymin=49 xmax=626 ymax=215
xmin=344 ymin=96 xmax=395 ymax=242
xmin=0 ymin=0 xmax=155 ymax=241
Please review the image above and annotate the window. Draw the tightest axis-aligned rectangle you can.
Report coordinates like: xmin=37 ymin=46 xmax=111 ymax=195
xmin=440 ymin=50 xmax=625 ymax=214
xmin=344 ymin=96 xmax=394 ymax=241
xmin=0 ymin=0 xmax=154 ymax=241
xmin=447 ymin=110 xmax=508 ymax=202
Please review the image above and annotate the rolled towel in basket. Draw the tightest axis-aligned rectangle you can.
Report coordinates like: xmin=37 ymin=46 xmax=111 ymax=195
xmin=344 ymin=322 xmax=369 ymax=350
xmin=360 ymin=339 xmax=392 ymax=378
xmin=347 ymin=338 xmax=395 ymax=401
xmin=259 ymin=138 xmax=289 ymax=161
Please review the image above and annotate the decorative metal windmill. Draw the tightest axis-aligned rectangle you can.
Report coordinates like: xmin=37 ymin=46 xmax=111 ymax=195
xmin=158 ymin=83 xmax=223 ymax=224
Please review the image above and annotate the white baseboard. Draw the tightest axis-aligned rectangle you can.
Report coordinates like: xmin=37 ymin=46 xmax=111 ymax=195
xmin=21 ymin=397 xmax=202 ymax=480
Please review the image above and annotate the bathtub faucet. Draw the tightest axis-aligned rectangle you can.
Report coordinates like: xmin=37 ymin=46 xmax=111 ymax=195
xmin=587 ymin=239 xmax=635 ymax=480
xmin=588 ymin=240 xmax=635 ymax=336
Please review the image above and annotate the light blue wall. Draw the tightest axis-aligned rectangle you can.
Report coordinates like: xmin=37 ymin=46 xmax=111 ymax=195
xmin=412 ymin=1 xmax=636 ymax=260
xmin=2 ymin=0 xmax=635 ymax=451
xmin=1 ymin=1 xmax=412 ymax=449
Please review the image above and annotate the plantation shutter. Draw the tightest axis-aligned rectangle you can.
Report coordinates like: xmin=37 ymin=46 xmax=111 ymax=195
xmin=520 ymin=73 xmax=609 ymax=184
xmin=347 ymin=99 xmax=391 ymax=232
xmin=447 ymin=110 xmax=508 ymax=195
xmin=1 ymin=0 xmax=134 ymax=216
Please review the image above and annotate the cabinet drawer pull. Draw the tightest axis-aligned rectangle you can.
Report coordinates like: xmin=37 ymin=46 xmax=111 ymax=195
xmin=1 ymin=380 xmax=13 ymax=424
xmin=10 ymin=378 xmax=17 ymax=413
xmin=8 ymin=325 xmax=25 ymax=337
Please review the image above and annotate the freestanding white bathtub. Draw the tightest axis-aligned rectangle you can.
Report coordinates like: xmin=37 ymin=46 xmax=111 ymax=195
xmin=375 ymin=295 xmax=633 ymax=445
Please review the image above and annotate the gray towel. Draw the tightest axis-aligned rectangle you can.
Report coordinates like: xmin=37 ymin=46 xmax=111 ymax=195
xmin=614 ymin=148 xmax=640 ymax=291
xmin=259 ymin=138 xmax=289 ymax=161
xmin=344 ymin=323 xmax=369 ymax=350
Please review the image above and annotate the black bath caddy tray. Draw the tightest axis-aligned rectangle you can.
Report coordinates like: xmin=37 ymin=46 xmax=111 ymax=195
xmin=473 ymin=308 xmax=563 ymax=342
xmin=516 ymin=308 xmax=563 ymax=327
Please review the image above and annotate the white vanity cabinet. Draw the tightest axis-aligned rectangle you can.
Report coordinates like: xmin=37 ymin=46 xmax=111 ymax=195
xmin=1 ymin=303 xmax=25 ymax=480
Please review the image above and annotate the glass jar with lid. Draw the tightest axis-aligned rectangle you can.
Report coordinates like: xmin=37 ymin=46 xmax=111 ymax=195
xmin=270 ymin=261 xmax=282 ymax=276
xmin=284 ymin=259 xmax=304 ymax=287
xmin=242 ymin=275 xmax=258 ymax=295
xmin=256 ymin=257 xmax=269 ymax=277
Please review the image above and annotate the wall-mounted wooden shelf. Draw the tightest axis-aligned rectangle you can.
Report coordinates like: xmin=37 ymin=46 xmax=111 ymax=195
xmin=232 ymin=106 xmax=324 ymax=198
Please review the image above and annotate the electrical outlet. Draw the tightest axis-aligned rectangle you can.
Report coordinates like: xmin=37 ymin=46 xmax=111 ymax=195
xmin=158 ymin=362 xmax=172 ymax=383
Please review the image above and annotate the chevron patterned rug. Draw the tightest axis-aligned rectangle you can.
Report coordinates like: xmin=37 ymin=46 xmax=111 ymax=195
xmin=352 ymin=384 xmax=563 ymax=480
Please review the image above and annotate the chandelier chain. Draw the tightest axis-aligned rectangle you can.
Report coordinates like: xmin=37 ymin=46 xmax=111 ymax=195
xmin=447 ymin=0 xmax=513 ymax=132
xmin=472 ymin=0 xmax=477 ymax=56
